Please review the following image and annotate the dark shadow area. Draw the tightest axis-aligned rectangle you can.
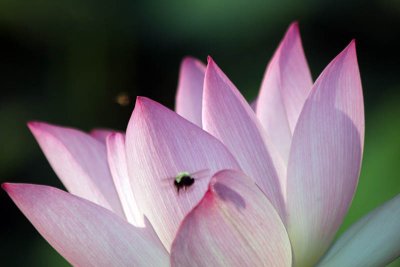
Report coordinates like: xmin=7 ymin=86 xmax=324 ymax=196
xmin=214 ymin=182 xmax=246 ymax=209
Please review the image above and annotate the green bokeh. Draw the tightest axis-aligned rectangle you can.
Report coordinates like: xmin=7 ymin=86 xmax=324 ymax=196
xmin=340 ymin=90 xmax=400 ymax=231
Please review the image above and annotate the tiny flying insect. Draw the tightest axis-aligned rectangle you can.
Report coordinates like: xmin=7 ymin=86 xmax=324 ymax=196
xmin=170 ymin=169 xmax=210 ymax=194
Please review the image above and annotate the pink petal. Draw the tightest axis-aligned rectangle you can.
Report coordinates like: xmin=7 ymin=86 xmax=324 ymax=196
xmin=90 ymin=128 xmax=118 ymax=143
xmin=175 ymin=57 xmax=206 ymax=127
xmin=318 ymin=194 xmax=400 ymax=267
xmin=170 ymin=170 xmax=292 ymax=267
xmin=3 ymin=183 xmax=169 ymax=267
xmin=286 ymin=41 xmax=364 ymax=266
xmin=28 ymin=122 xmax=124 ymax=217
xmin=106 ymin=133 xmax=144 ymax=227
xmin=202 ymin=58 xmax=286 ymax=218
xmin=250 ymin=98 xmax=257 ymax=111
xmin=125 ymin=97 xmax=241 ymax=250
xmin=256 ymin=22 xmax=313 ymax=162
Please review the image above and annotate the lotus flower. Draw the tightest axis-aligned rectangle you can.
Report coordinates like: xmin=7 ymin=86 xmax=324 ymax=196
xmin=3 ymin=22 xmax=400 ymax=267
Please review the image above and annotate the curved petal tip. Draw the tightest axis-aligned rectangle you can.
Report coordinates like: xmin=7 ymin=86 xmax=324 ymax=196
xmin=181 ymin=56 xmax=204 ymax=68
xmin=27 ymin=121 xmax=48 ymax=134
xmin=2 ymin=182 xmax=10 ymax=192
xmin=287 ymin=21 xmax=299 ymax=32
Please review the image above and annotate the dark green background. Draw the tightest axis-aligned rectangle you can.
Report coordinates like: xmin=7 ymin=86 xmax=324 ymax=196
xmin=0 ymin=0 xmax=399 ymax=266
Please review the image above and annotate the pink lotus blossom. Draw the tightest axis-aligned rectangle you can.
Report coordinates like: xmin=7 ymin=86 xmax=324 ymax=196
xmin=3 ymin=22 xmax=400 ymax=266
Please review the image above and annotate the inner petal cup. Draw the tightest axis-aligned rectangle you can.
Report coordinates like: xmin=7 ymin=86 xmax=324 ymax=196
xmin=170 ymin=170 xmax=292 ymax=267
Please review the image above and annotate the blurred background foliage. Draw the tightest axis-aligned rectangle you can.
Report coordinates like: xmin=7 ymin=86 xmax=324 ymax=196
xmin=0 ymin=0 xmax=399 ymax=266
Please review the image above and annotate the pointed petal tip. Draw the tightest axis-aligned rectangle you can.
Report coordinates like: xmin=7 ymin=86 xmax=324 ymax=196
xmin=346 ymin=39 xmax=356 ymax=52
xmin=2 ymin=182 xmax=26 ymax=196
xmin=2 ymin=183 xmax=20 ymax=201
xmin=135 ymin=96 xmax=144 ymax=104
xmin=2 ymin=183 xmax=28 ymax=197
xmin=106 ymin=131 xmax=125 ymax=145
xmin=341 ymin=39 xmax=357 ymax=58
xmin=205 ymin=56 xmax=221 ymax=77
xmin=285 ymin=34 xmax=364 ymax=266
xmin=134 ymin=96 xmax=148 ymax=111
xmin=132 ymin=97 xmax=145 ymax=118
xmin=180 ymin=56 xmax=206 ymax=73
xmin=127 ymin=90 xmax=242 ymax=249
xmin=1 ymin=182 xmax=11 ymax=192
xmin=27 ymin=121 xmax=66 ymax=136
xmin=182 ymin=56 xmax=196 ymax=62
xmin=105 ymin=132 xmax=117 ymax=141
xmin=347 ymin=39 xmax=357 ymax=57
xmin=136 ymin=96 xmax=154 ymax=105
xmin=181 ymin=56 xmax=202 ymax=66
xmin=281 ymin=21 xmax=300 ymax=42
xmin=27 ymin=121 xmax=44 ymax=131
xmin=319 ymin=39 xmax=358 ymax=75
xmin=27 ymin=121 xmax=54 ymax=137
xmin=204 ymin=58 xmax=224 ymax=90
xmin=27 ymin=121 xmax=38 ymax=127
xmin=131 ymin=97 xmax=169 ymax=127
xmin=288 ymin=21 xmax=299 ymax=32
xmin=134 ymin=96 xmax=158 ymax=112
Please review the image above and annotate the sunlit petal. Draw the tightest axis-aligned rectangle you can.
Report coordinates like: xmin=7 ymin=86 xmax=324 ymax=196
xmin=256 ymin=22 xmax=312 ymax=162
xmin=203 ymin=58 xmax=286 ymax=218
xmin=106 ymin=133 xmax=144 ymax=227
xmin=175 ymin=57 xmax=206 ymax=127
xmin=125 ymin=97 xmax=240 ymax=250
xmin=171 ymin=170 xmax=292 ymax=267
xmin=28 ymin=122 xmax=124 ymax=216
xmin=3 ymin=183 xmax=169 ymax=267
xmin=286 ymin=41 xmax=364 ymax=266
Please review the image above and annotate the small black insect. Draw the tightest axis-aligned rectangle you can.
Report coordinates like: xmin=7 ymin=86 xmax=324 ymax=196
xmin=172 ymin=170 xmax=210 ymax=194
xmin=174 ymin=172 xmax=195 ymax=194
